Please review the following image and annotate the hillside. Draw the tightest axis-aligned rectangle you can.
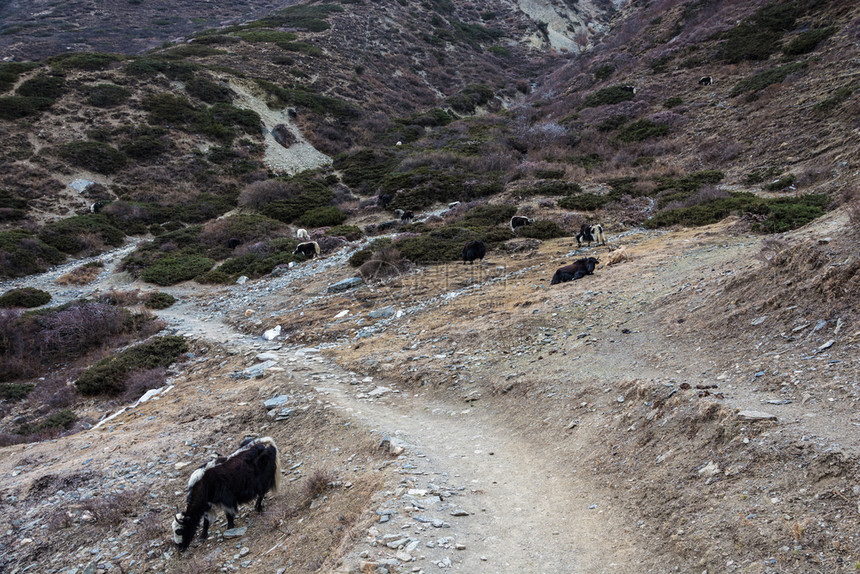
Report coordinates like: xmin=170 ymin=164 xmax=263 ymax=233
xmin=0 ymin=0 xmax=859 ymax=572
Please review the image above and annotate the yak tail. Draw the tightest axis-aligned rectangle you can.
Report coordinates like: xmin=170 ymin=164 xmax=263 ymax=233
xmin=257 ymin=436 xmax=282 ymax=494
xmin=313 ymin=242 xmax=320 ymax=256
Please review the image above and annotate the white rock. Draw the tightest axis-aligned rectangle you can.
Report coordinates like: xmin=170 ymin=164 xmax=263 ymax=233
xmin=262 ymin=325 xmax=281 ymax=340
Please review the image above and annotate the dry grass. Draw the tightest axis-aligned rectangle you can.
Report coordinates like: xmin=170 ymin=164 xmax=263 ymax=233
xmin=55 ymin=261 xmax=104 ymax=285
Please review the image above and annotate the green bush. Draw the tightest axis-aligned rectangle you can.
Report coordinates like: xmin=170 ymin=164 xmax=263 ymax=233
xmin=143 ymin=292 xmax=176 ymax=309
xmin=783 ymin=27 xmax=836 ymax=56
xmin=743 ymin=167 xmax=782 ymax=185
xmin=593 ymin=64 xmax=615 ymax=81
xmin=326 ymin=225 xmax=363 ymax=240
xmin=814 ymin=86 xmax=852 ymax=114
xmin=17 ymin=409 xmax=77 ymax=435
xmin=233 ymin=29 xmax=298 ymax=43
xmin=85 ymin=83 xmax=131 ymax=107
xmin=186 ymin=75 xmax=233 ymax=103
xmin=0 ymin=96 xmax=53 ymax=119
xmin=617 ymin=119 xmax=668 ymax=142
xmin=597 ymin=115 xmax=628 ymax=132
xmin=16 ymin=73 xmax=65 ymax=100
xmin=558 ymin=193 xmax=612 ymax=211
xmin=262 ymin=187 xmax=334 ymax=223
xmin=0 ymin=383 xmax=34 ymax=400
xmin=208 ymin=103 xmax=261 ymax=133
xmin=395 ymin=225 xmax=513 ymax=264
xmin=406 ymin=107 xmax=455 ymax=127
xmin=58 ymin=141 xmax=127 ymax=174
xmin=49 ymin=52 xmax=122 ymax=71
xmin=0 ymin=230 xmax=65 ymax=278
xmin=0 ymin=287 xmax=51 ymax=308
xmin=334 ymin=148 xmax=397 ymax=194
xmin=581 ymin=86 xmax=635 ymax=109
xmin=39 ymin=214 xmax=125 ymax=254
xmin=457 ymin=205 xmax=516 ymax=227
xmin=75 ymin=335 xmax=188 ymax=395
xmin=730 ymin=62 xmax=807 ymax=98
xmin=255 ymin=80 xmax=360 ymax=119
xmin=349 ymin=248 xmax=373 ymax=268
xmin=300 ymin=206 xmax=347 ymax=227
xmin=124 ymin=58 xmax=197 ymax=81
xmin=0 ymin=62 xmax=38 ymax=93
xmin=664 ymin=97 xmax=683 ymax=109
xmin=142 ymin=93 xmax=198 ymax=123
xmin=715 ymin=1 xmax=805 ymax=64
xmin=763 ymin=174 xmax=796 ymax=191
xmin=517 ymin=220 xmax=566 ymax=240
xmin=445 ymin=84 xmax=494 ymax=114
xmin=139 ymin=254 xmax=215 ymax=286
xmin=160 ymin=45 xmax=225 ymax=59
xmin=121 ymin=133 xmax=170 ymax=160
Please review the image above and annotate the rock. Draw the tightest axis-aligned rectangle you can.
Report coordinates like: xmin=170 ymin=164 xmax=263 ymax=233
xmin=256 ymin=352 xmax=279 ymax=361
xmin=244 ymin=360 xmax=278 ymax=377
xmin=698 ymin=461 xmax=720 ymax=477
xmin=236 ymin=275 xmax=248 ymax=285
xmin=264 ymin=395 xmax=291 ymax=409
xmin=262 ymin=325 xmax=281 ymax=340
xmin=737 ymin=410 xmax=777 ymax=421
xmin=751 ymin=316 xmax=767 ymax=326
xmin=450 ymin=508 xmax=469 ymax=516
xmin=268 ymin=407 xmax=294 ymax=421
xmin=327 ymin=277 xmax=363 ymax=293
xmin=818 ymin=339 xmax=835 ymax=351
xmin=368 ymin=386 xmax=392 ymax=397
xmin=334 ymin=309 xmax=349 ymax=319
xmin=369 ymin=306 xmax=395 ymax=319
xmin=223 ymin=527 xmax=247 ymax=539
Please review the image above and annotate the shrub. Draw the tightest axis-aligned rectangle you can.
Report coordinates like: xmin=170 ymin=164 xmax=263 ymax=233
xmin=139 ymin=254 xmax=215 ymax=286
xmin=48 ymin=52 xmax=122 ymax=71
xmin=262 ymin=187 xmax=335 ymax=224
xmin=0 ymin=96 xmax=53 ymax=119
xmin=763 ymin=174 xmax=796 ymax=191
xmin=349 ymin=248 xmax=373 ymax=268
xmin=715 ymin=1 xmax=805 ymax=63
xmin=359 ymin=246 xmax=408 ymax=280
xmin=85 ymin=83 xmax=131 ymax=107
xmin=124 ymin=58 xmax=197 ymax=81
xmin=121 ymin=133 xmax=170 ymax=160
xmin=57 ymin=141 xmax=127 ymax=174
xmin=814 ymin=86 xmax=852 ymax=114
xmin=0 ymin=230 xmax=66 ymax=278
xmin=517 ymin=220 xmax=566 ymax=240
xmin=581 ymin=86 xmax=635 ymax=109
xmin=558 ymin=193 xmax=612 ymax=211
xmin=0 ymin=287 xmax=51 ymax=308
xmin=0 ymin=62 xmax=38 ymax=94
xmin=39 ymin=214 xmax=125 ymax=254
xmin=594 ymin=64 xmax=615 ymax=80
xmin=300 ymin=206 xmax=346 ymax=228
xmin=142 ymin=93 xmax=198 ymax=124
xmin=334 ymin=149 xmax=397 ymax=195
xmin=233 ymin=29 xmax=298 ymax=43
xmin=445 ymin=84 xmax=494 ymax=114
xmin=0 ymin=383 xmax=34 ymax=400
xmin=326 ymin=225 xmax=362 ymax=240
xmin=200 ymin=214 xmax=286 ymax=247
xmin=143 ymin=292 xmax=176 ymax=309
xmin=160 ymin=45 xmax=225 ymax=59
xmin=616 ymin=119 xmax=668 ymax=142
xmin=457 ymin=205 xmax=516 ymax=227
xmin=186 ymin=75 xmax=233 ymax=103
xmin=664 ymin=97 xmax=683 ymax=109
xmin=783 ymin=27 xmax=836 ymax=56
xmin=730 ymin=62 xmax=807 ymax=98
xmin=197 ymin=238 xmax=299 ymax=282
xmin=75 ymin=335 xmax=187 ymax=395
xmin=16 ymin=73 xmax=65 ymax=100
xmin=17 ymin=409 xmax=77 ymax=435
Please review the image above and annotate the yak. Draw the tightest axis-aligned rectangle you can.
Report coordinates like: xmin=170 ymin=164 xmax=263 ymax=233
xmin=294 ymin=241 xmax=320 ymax=258
xmin=462 ymin=240 xmax=486 ymax=264
xmin=550 ymin=257 xmax=599 ymax=285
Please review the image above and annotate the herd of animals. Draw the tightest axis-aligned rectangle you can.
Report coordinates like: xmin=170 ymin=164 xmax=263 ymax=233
xmin=172 ymin=214 xmax=633 ymax=551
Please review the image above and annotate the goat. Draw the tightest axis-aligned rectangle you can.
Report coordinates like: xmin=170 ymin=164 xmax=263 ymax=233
xmin=550 ymin=257 xmax=599 ymax=285
xmin=698 ymin=75 xmax=712 ymax=86
xmin=295 ymin=228 xmax=310 ymax=241
xmin=510 ymin=216 xmax=533 ymax=232
xmin=294 ymin=241 xmax=320 ymax=258
xmin=604 ymin=245 xmax=630 ymax=266
xmin=172 ymin=437 xmax=281 ymax=551
xmin=576 ymin=224 xmax=606 ymax=247
xmin=462 ymin=240 xmax=486 ymax=265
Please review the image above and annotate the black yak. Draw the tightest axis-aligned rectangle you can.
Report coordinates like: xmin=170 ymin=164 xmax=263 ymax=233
xmin=462 ymin=240 xmax=486 ymax=264
xmin=550 ymin=257 xmax=599 ymax=285
xmin=172 ymin=437 xmax=281 ymax=551
xmin=510 ymin=216 xmax=533 ymax=232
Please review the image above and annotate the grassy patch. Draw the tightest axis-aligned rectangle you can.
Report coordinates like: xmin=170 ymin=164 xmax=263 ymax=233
xmin=616 ymin=119 xmax=668 ymax=142
xmin=17 ymin=409 xmax=77 ymax=435
xmin=517 ymin=181 xmax=582 ymax=197
xmin=57 ymin=141 xmax=127 ymax=174
xmin=395 ymin=225 xmax=512 ymax=264
xmin=715 ymin=1 xmax=806 ymax=63
xmin=581 ymin=86 xmax=635 ymax=109
xmin=763 ymin=174 xmax=796 ymax=191
xmin=0 ymin=287 xmax=51 ymax=308
xmin=84 ymin=83 xmax=131 ymax=108
xmin=730 ymin=62 xmax=807 ymax=98
xmin=255 ymin=80 xmax=360 ymax=120
xmin=445 ymin=84 xmax=494 ymax=114
xmin=75 ymin=335 xmax=188 ymax=395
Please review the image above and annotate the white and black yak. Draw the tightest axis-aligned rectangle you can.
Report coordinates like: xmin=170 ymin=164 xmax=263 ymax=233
xmin=576 ymin=224 xmax=606 ymax=247
xmin=401 ymin=210 xmax=414 ymax=223
xmin=510 ymin=215 xmax=533 ymax=232
xmin=293 ymin=241 xmax=320 ymax=258
xmin=172 ymin=437 xmax=281 ymax=551
xmin=550 ymin=257 xmax=599 ymax=285
xmin=462 ymin=240 xmax=486 ymax=264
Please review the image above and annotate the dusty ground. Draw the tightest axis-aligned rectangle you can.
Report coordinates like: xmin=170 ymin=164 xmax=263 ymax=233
xmin=1 ymin=207 xmax=858 ymax=573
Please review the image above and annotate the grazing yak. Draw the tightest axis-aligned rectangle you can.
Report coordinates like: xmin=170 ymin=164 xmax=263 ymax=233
xmin=295 ymin=228 xmax=310 ymax=240
xmin=550 ymin=257 xmax=599 ymax=285
xmin=576 ymin=223 xmax=606 ymax=247
xmin=378 ymin=194 xmax=392 ymax=209
xmin=698 ymin=75 xmax=713 ymax=86
xmin=226 ymin=237 xmax=241 ymax=249
xmin=172 ymin=437 xmax=281 ymax=551
xmin=294 ymin=241 xmax=320 ymax=258
xmin=510 ymin=216 xmax=533 ymax=232
xmin=401 ymin=210 xmax=414 ymax=223
xmin=90 ymin=201 xmax=105 ymax=214
xmin=462 ymin=240 xmax=486 ymax=264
